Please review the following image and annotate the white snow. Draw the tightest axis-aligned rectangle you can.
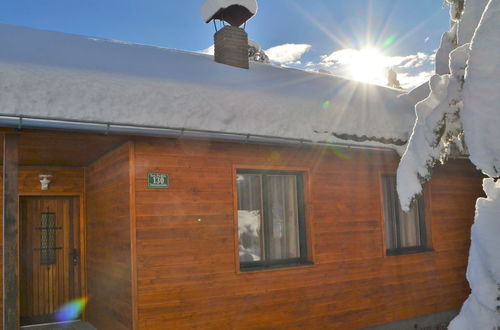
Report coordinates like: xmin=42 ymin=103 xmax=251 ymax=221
xmin=238 ymin=210 xmax=261 ymax=261
xmin=396 ymin=68 xmax=463 ymax=210
xmin=201 ymin=0 xmax=257 ymax=23
xmin=448 ymin=179 xmax=500 ymax=329
xmin=0 ymin=23 xmax=415 ymax=149
xmin=450 ymin=3 xmax=500 ymax=325
xmin=435 ymin=0 xmax=490 ymax=75
xmin=400 ymin=81 xmax=430 ymax=107
xmin=435 ymin=22 xmax=457 ymax=75
xmin=238 ymin=210 xmax=260 ymax=238
xmin=457 ymin=0 xmax=490 ymax=46
xmin=397 ymin=0 xmax=500 ymax=328
xmin=473 ymin=179 xmax=500 ymax=283
xmin=462 ymin=0 xmax=500 ymax=178
xmin=450 ymin=293 xmax=500 ymax=329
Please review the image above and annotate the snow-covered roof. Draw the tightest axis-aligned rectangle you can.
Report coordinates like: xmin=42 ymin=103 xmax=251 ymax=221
xmin=0 ymin=23 xmax=417 ymax=149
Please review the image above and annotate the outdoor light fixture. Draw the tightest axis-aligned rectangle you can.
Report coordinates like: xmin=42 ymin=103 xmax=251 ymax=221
xmin=39 ymin=174 xmax=52 ymax=190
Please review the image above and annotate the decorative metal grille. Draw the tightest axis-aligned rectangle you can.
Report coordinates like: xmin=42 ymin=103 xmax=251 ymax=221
xmin=40 ymin=213 xmax=57 ymax=265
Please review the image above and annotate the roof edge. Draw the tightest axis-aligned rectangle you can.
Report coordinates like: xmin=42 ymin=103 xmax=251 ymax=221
xmin=0 ymin=114 xmax=399 ymax=153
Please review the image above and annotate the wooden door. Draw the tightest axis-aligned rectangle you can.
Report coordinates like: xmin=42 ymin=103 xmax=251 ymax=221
xmin=20 ymin=196 xmax=81 ymax=326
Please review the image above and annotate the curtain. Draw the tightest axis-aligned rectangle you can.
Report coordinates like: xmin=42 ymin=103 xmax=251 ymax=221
xmin=383 ymin=174 xmax=424 ymax=249
xmin=267 ymin=175 xmax=299 ymax=260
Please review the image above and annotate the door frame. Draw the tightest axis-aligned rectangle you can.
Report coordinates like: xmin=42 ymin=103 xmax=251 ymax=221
xmin=18 ymin=193 xmax=87 ymax=323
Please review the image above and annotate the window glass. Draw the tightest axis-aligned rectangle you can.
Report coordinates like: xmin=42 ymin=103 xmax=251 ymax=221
xmin=267 ymin=175 xmax=299 ymax=260
xmin=382 ymin=174 xmax=427 ymax=254
xmin=237 ymin=174 xmax=263 ymax=262
xmin=237 ymin=170 xmax=307 ymax=269
xmin=40 ymin=212 xmax=57 ymax=265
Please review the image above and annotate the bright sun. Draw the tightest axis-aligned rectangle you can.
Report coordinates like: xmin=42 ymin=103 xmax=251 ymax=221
xmin=347 ymin=48 xmax=389 ymax=85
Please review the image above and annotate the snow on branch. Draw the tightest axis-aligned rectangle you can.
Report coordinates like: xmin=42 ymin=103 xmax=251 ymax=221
xmin=396 ymin=45 xmax=468 ymax=211
xmin=396 ymin=0 xmax=493 ymax=211
xmin=462 ymin=0 xmax=500 ymax=178
xmin=398 ymin=0 xmax=500 ymax=327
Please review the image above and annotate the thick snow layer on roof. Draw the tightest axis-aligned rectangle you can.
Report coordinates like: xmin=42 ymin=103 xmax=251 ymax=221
xmin=201 ymin=0 xmax=257 ymax=23
xmin=0 ymin=23 xmax=415 ymax=148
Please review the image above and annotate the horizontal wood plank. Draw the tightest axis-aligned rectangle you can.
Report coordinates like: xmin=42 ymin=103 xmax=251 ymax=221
xmin=85 ymin=143 xmax=133 ymax=330
xmin=133 ymin=138 xmax=481 ymax=329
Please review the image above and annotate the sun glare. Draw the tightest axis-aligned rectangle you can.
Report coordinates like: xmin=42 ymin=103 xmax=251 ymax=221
xmin=348 ymin=48 xmax=389 ymax=85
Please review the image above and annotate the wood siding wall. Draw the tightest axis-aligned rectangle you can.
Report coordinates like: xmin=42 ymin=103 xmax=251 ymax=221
xmin=134 ymin=138 xmax=483 ymax=329
xmin=0 ymin=167 xmax=84 ymax=329
xmin=0 ymin=168 xmax=2 ymax=328
xmin=85 ymin=143 xmax=135 ymax=329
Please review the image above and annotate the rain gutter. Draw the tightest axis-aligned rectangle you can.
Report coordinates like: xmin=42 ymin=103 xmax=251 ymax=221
xmin=0 ymin=114 xmax=398 ymax=153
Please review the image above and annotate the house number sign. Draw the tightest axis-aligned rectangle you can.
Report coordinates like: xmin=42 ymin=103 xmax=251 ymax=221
xmin=147 ymin=173 xmax=169 ymax=189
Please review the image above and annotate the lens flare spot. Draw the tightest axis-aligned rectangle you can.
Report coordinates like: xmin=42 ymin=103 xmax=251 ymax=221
xmin=383 ymin=35 xmax=397 ymax=48
xmin=322 ymin=100 xmax=332 ymax=110
xmin=55 ymin=297 xmax=88 ymax=322
xmin=329 ymin=146 xmax=351 ymax=159
xmin=269 ymin=151 xmax=281 ymax=162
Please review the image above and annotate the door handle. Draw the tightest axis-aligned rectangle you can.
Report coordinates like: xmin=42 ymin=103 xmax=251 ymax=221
xmin=71 ymin=248 xmax=80 ymax=266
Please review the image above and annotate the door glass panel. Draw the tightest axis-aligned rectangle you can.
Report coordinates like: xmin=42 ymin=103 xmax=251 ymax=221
xmin=40 ymin=213 xmax=56 ymax=265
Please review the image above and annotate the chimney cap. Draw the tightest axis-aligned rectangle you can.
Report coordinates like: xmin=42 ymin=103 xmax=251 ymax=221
xmin=201 ymin=0 xmax=258 ymax=26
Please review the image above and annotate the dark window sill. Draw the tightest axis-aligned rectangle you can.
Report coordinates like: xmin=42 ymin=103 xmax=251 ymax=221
xmin=386 ymin=247 xmax=434 ymax=256
xmin=240 ymin=259 xmax=313 ymax=272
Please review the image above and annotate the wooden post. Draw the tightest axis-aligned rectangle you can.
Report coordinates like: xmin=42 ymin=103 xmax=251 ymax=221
xmin=3 ymin=133 xmax=19 ymax=329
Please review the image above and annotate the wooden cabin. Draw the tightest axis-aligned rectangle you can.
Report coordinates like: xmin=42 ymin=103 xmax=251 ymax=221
xmin=0 ymin=24 xmax=484 ymax=329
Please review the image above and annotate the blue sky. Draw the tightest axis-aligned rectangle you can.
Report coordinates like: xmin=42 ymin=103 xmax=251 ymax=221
xmin=0 ymin=0 xmax=450 ymax=88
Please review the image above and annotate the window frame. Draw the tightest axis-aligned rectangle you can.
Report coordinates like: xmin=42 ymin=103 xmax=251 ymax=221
xmin=381 ymin=174 xmax=433 ymax=256
xmin=235 ymin=169 xmax=311 ymax=271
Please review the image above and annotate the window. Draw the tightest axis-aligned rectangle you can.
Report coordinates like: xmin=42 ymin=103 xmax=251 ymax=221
xmin=236 ymin=169 xmax=309 ymax=270
xmin=382 ymin=174 xmax=430 ymax=256
xmin=40 ymin=212 xmax=57 ymax=265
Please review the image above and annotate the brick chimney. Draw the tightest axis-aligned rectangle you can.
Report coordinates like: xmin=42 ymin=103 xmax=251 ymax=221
xmin=201 ymin=0 xmax=258 ymax=69
xmin=214 ymin=26 xmax=249 ymax=69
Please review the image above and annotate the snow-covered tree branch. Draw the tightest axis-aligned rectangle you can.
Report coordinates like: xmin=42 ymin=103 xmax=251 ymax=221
xmin=396 ymin=0 xmax=500 ymax=328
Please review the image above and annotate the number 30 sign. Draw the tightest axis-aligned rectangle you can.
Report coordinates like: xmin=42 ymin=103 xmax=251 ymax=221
xmin=147 ymin=173 xmax=169 ymax=189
